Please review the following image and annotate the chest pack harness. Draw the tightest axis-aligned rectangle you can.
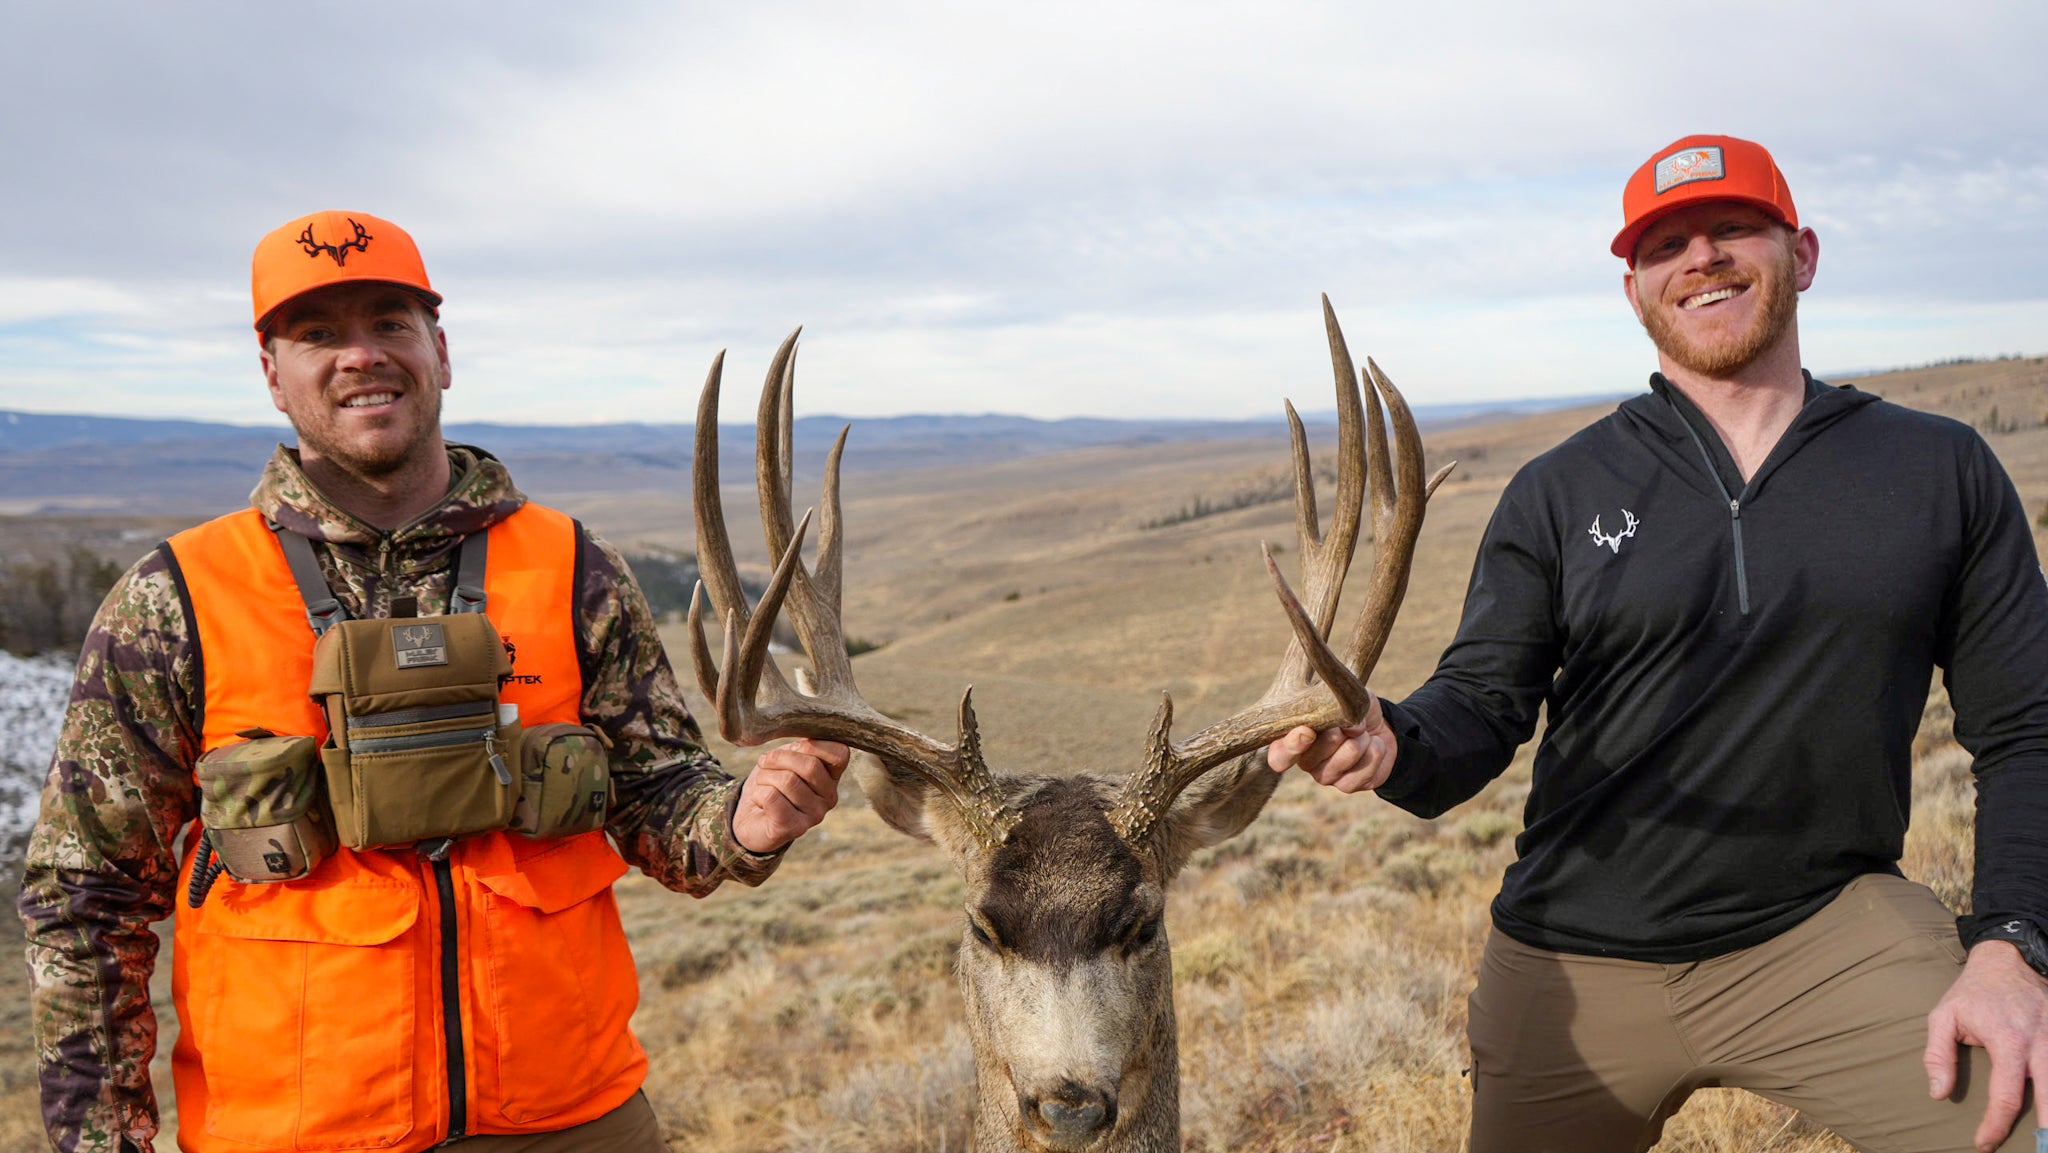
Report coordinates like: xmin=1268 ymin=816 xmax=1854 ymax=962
xmin=187 ymin=526 xmax=613 ymax=907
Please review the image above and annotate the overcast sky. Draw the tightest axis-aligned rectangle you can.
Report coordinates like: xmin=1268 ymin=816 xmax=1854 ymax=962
xmin=1 ymin=1 xmax=2042 ymax=425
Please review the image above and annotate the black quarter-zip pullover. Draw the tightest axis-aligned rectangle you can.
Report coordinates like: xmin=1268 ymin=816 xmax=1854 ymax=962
xmin=1378 ymin=373 xmax=2048 ymax=962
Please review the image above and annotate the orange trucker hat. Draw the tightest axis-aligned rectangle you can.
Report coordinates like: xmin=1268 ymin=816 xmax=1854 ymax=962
xmin=1611 ymin=135 xmax=1797 ymax=262
xmin=251 ymin=209 xmax=442 ymax=331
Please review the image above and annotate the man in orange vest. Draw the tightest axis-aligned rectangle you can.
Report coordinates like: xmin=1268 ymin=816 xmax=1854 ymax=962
xmin=18 ymin=210 xmax=850 ymax=1153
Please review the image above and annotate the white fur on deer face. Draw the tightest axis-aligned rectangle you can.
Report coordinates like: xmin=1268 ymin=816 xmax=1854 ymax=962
xmin=854 ymin=758 xmax=1276 ymax=1152
xmin=959 ymin=778 xmax=1174 ymax=1151
xmin=960 ymin=924 xmax=1172 ymax=1149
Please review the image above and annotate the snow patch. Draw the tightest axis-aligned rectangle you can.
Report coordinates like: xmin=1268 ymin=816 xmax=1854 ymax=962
xmin=0 ymin=649 xmax=75 ymax=870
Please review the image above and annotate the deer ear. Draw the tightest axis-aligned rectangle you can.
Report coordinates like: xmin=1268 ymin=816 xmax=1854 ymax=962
xmin=851 ymin=755 xmax=945 ymax=843
xmin=1154 ymin=752 xmax=1281 ymax=876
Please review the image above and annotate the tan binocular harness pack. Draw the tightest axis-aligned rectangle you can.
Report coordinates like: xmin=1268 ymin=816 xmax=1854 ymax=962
xmin=187 ymin=526 xmax=613 ymax=906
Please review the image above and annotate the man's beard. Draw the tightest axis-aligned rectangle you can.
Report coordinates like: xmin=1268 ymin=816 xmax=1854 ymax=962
xmin=1640 ymin=242 xmax=1799 ymax=377
xmin=295 ymin=383 xmax=444 ymax=480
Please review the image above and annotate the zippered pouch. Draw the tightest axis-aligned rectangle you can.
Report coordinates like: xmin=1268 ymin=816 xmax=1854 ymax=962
xmin=509 ymin=722 xmax=613 ymax=839
xmin=196 ymin=730 xmax=336 ymax=882
xmin=310 ymin=614 xmax=521 ymax=849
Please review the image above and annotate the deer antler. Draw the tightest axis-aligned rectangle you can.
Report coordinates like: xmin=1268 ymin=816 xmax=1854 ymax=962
xmin=1107 ymin=296 xmax=1453 ymax=843
xmin=688 ymin=330 xmax=1020 ymax=849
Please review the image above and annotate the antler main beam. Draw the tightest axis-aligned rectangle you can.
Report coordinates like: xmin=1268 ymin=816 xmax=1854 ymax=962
xmin=1108 ymin=297 xmax=1452 ymax=843
xmin=688 ymin=331 xmax=1020 ymax=849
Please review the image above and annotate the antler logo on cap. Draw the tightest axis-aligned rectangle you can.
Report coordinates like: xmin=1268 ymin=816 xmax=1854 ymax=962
xmin=298 ymin=218 xmax=374 ymax=267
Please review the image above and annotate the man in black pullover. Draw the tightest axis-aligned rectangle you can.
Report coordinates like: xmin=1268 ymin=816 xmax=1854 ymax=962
xmin=1269 ymin=135 xmax=2048 ymax=1151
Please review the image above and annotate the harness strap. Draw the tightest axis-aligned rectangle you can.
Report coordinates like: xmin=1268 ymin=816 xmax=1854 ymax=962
xmin=451 ymin=529 xmax=489 ymax=615
xmin=272 ymin=525 xmax=349 ymax=637
xmin=270 ymin=524 xmax=491 ymax=630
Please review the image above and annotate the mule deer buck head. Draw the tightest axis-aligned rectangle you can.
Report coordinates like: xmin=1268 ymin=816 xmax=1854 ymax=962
xmin=689 ymin=297 xmax=1449 ymax=1153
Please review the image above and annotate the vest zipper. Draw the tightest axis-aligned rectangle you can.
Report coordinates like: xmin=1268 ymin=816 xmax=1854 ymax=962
xmin=421 ymin=837 xmax=467 ymax=1141
xmin=1669 ymin=398 xmax=1754 ymax=617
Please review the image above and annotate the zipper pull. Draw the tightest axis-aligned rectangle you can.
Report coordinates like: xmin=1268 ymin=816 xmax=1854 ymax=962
xmin=417 ymin=836 xmax=454 ymax=861
xmin=484 ymin=732 xmax=512 ymax=786
xmin=1729 ymin=498 xmax=1741 ymax=519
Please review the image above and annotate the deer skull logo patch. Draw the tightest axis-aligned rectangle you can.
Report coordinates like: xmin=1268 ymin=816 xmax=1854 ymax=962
xmin=391 ymin=621 xmax=449 ymax=668
xmin=1588 ymin=509 xmax=1639 ymax=555
xmin=298 ymin=218 xmax=373 ymax=267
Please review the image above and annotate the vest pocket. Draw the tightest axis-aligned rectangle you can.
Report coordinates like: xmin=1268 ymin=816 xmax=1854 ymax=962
xmin=190 ymin=876 xmax=419 ymax=1148
xmin=339 ymin=725 xmax=520 ymax=847
xmin=472 ymin=832 xmax=641 ymax=1123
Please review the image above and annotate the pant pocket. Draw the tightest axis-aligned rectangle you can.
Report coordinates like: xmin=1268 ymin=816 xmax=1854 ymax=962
xmin=1842 ymin=873 xmax=1969 ymax=964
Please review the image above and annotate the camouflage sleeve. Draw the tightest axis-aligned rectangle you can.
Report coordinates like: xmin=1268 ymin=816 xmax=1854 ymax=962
xmin=17 ymin=548 xmax=203 ymax=1153
xmin=574 ymin=528 xmax=783 ymax=894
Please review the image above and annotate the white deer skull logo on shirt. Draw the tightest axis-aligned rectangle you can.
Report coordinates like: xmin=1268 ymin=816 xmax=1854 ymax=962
xmin=1589 ymin=509 xmax=1638 ymax=554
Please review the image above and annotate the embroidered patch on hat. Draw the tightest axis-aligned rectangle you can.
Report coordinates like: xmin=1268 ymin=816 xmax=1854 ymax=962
xmin=392 ymin=622 xmax=449 ymax=669
xmin=1655 ymin=146 xmax=1725 ymax=194
xmin=298 ymin=217 xmax=374 ymax=267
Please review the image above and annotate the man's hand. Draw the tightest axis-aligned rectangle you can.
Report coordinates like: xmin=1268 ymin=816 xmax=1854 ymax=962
xmin=1924 ymin=939 xmax=2048 ymax=1152
xmin=731 ymin=738 xmax=850 ymax=854
xmin=1265 ymin=691 xmax=1398 ymax=793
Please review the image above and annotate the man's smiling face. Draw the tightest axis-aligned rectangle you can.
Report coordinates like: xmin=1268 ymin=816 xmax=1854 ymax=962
xmin=260 ymin=281 xmax=451 ymax=482
xmin=1624 ymin=201 xmax=1817 ymax=379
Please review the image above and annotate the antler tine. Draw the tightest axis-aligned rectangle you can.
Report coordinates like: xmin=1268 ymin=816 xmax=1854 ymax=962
xmin=750 ymin=327 xmax=860 ymax=694
xmin=1345 ymin=358 xmax=1442 ymax=680
xmin=1108 ymin=300 xmax=1443 ymax=845
xmin=756 ymin=328 xmax=804 ymax=567
xmin=802 ymin=426 xmax=856 ymax=689
xmin=1285 ymin=401 xmax=1318 ymax=551
xmin=1321 ymin=296 xmax=1368 ymax=589
xmin=1282 ymin=297 xmax=1369 ymax=667
xmin=721 ymin=508 xmax=817 ymax=736
xmin=692 ymin=347 xmax=796 ymax=707
xmin=689 ymin=332 xmax=1020 ymax=849
xmin=691 ymin=351 xmax=752 ymax=645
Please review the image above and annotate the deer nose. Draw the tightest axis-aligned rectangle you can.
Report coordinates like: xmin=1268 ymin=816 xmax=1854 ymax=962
xmin=1021 ymin=1081 xmax=1115 ymax=1144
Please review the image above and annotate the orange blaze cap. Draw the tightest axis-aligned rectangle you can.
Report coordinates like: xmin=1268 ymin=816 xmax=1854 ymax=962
xmin=251 ymin=209 xmax=442 ymax=332
xmin=1611 ymin=135 xmax=1797 ymax=263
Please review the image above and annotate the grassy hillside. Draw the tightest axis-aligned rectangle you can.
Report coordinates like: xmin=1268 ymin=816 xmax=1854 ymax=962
xmin=0 ymin=355 xmax=2042 ymax=1151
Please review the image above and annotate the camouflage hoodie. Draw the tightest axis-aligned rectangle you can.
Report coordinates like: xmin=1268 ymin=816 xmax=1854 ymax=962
xmin=17 ymin=444 xmax=780 ymax=1153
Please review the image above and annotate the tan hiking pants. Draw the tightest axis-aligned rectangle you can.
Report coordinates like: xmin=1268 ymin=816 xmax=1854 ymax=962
xmin=443 ymin=1090 xmax=669 ymax=1152
xmin=1467 ymin=873 xmax=2034 ymax=1152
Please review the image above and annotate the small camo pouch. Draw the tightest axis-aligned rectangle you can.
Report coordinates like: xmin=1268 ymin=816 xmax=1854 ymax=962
xmin=195 ymin=729 xmax=336 ymax=883
xmin=508 ymin=722 xmax=613 ymax=839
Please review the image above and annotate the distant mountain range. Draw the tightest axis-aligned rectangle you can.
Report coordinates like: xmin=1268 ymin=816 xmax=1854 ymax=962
xmin=0 ymin=395 xmax=1625 ymax=516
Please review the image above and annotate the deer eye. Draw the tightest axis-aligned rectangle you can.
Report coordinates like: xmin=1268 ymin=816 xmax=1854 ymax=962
xmin=1124 ymin=914 xmax=1163 ymax=955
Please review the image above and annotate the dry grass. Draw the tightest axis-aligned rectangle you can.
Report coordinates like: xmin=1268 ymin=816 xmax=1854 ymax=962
xmin=2 ymin=356 xmax=2042 ymax=1150
xmin=614 ymin=690 xmax=1979 ymax=1153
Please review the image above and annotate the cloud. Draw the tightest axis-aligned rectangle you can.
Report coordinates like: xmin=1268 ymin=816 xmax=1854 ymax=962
xmin=1 ymin=0 xmax=2043 ymax=421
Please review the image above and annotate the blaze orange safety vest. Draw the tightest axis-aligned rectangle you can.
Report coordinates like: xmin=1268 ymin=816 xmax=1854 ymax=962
xmin=163 ymin=506 xmax=646 ymax=1152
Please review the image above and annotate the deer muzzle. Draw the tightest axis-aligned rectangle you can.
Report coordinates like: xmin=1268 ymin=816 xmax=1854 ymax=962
xmin=1019 ymin=1080 xmax=1117 ymax=1148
